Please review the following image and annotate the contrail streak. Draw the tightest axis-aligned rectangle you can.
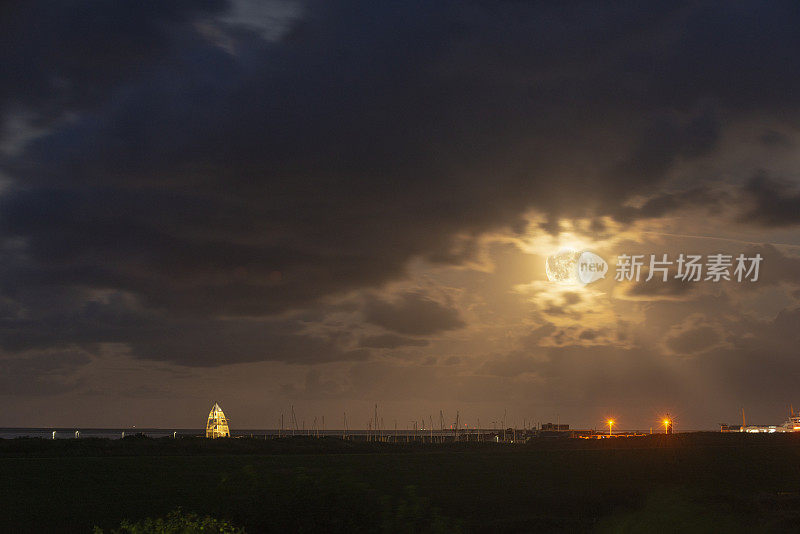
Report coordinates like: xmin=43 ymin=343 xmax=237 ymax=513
xmin=638 ymin=230 xmax=800 ymax=250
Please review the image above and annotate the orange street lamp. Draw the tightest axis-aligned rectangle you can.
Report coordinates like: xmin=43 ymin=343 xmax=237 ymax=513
xmin=607 ymin=419 xmax=615 ymax=436
xmin=663 ymin=415 xmax=673 ymax=434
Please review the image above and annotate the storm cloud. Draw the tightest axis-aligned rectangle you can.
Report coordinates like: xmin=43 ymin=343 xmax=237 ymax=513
xmin=1 ymin=1 xmax=800 ymax=429
xmin=740 ymin=174 xmax=800 ymax=227
xmin=363 ymin=292 xmax=464 ymax=336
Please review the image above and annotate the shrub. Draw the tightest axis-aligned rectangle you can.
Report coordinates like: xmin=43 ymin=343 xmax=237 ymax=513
xmin=94 ymin=509 xmax=245 ymax=534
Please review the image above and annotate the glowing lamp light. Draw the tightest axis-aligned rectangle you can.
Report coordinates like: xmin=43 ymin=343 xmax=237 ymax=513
xmin=663 ymin=416 xmax=672 ymax=434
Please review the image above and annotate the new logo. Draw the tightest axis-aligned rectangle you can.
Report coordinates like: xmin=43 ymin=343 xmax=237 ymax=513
xmin=545 ymin=249 xmax=608 ymax=285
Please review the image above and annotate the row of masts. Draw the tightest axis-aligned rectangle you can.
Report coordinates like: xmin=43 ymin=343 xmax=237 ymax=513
xmin=276 ymin=404 xmax=537 ymax=442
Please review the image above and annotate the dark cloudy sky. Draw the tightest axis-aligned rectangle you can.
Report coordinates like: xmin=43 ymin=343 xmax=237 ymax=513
xmin=2 ymin=0 xmax=800 ymax=430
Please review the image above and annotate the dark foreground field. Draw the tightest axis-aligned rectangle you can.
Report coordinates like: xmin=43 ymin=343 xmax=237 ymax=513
xmin=2 ymin=433 xmax=800 ymax=533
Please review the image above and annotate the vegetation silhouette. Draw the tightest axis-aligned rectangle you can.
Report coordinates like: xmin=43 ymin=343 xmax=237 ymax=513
xmin=2 ymin=433 xmax=800 ymax=532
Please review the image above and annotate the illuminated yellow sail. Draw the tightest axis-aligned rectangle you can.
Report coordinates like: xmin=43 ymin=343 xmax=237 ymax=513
xmin=205 ymin=402 xmax=230 ymax=438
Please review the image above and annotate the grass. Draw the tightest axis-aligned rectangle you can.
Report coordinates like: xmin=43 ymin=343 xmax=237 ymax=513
xmin=2 ymin=433 xmax=800 ymax=532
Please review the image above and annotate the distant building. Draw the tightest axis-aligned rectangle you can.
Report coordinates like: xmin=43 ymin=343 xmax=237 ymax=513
xmin=206 ymin=402 xmax=230 ymax=438
xmin=743 ymin=425 xmax=780 ymax=433
xmin=720 ymin=413 xmax=800 ymax=433
xmin=540 ymin=423 xmax=570 ymax=431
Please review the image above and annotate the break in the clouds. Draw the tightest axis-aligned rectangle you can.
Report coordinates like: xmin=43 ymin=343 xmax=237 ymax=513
xmin=2 ymin=1 xmax=800 ymax=428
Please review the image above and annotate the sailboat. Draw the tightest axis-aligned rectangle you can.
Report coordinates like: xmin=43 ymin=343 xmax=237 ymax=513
xmin=206 ymin=401 xmax=230 ymax=438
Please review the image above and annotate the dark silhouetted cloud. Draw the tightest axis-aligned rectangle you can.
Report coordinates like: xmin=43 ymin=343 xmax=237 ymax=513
xmin=740 ymin=173 xmax=800 ymax=227
xmin=363 ymin=292 xmax=464 ymax=336
xmin=358 ymin=333 xmax=429 ymax=350
xmin=665 ymin=325 xmax=719 ymax=354
xmin=1 ymin=0 xmax=800 ymax=375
